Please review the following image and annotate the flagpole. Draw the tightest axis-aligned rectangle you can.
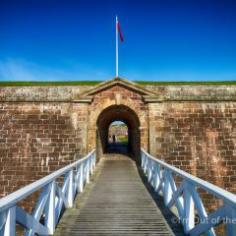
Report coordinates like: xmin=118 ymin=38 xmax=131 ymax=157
xmin=116 ymin=16 xmax=118 ymax=78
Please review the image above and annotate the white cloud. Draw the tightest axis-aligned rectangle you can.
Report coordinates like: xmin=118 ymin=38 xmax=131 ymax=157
xmin=0 ymin=58 xmax=235 ymax=82
xmin=0 ymin=58 xmax=113 ymax=81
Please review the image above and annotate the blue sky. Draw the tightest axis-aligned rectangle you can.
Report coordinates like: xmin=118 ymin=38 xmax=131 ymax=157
xmin=0 ymin=0 xmax=236 ymax=82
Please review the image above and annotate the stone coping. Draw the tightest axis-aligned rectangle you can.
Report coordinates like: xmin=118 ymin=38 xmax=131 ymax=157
xmin=0 ymin=85 xmax=236 ymax=102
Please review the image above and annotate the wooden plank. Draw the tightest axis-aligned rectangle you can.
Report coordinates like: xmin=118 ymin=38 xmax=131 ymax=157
xmin=55 ymin=156 xmax=177 ymax=236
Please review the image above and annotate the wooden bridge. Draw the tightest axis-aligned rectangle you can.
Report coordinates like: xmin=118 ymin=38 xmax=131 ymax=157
xmin=55 ymin=156 xmax=176 ymax=236
xmin=1 ymin=150 xmax=236 ymax=236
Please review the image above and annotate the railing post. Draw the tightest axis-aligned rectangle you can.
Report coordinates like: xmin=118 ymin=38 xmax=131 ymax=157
xmin=91 ymin=153 xmax=96 ymax=174
xmin=143 ymin=155 xmax=147 ymax=174
xmin=141 ymin=152 xmax=145 ymax=169
xmin=0 ymin=150 xmax=97 ymax=236
xmin=2 ymin=206 xmax=16 ymax=236
xmin=163 ymin=170 xmax=172 ymax=206
xmin=154 ymin=164 xmax=161 ymax=192
xmin=67 ymin=170 xmax=74 ymax=208
xmin=148 ymin=160 xmax=153 ymax=183
xmin=45 ymin=181 xmax=56 ymax=235
xmin=86 ymin=159 xmax=90 ymax=184
xmin=79 ymin=163 xmax=84 ymax=193
xmin=89 ymin=156 xmax=93 ymax=174
xmin=183 ymin=184 xmax=195 ymax=233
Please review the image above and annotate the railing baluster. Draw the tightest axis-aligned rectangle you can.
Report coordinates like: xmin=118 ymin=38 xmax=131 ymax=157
xmin=25 ymin=185 xmax=50 ymax=236
xmin=73 ymin=165 xmax=80 ymax=196
xmin=147 ymin=160 xmax=152 ymax=183
xmin=188 ymin=185 xmax=215 ymax=236
xmin=86 ymin=159 xmax=90 ymax=184
xmin=167 ymin=180 xmax=184 ymax=220
xmin=90 ymin=156 xmax=94 ymax=174
xmin=154 ymin=163 xmax=161 ymax=192
xmin=163 ymin=170 xmax=172 ymax=206
xmin=55 ymin=175 xmax=69 ymax=223
xmin=45 ymin=181 xmax=56 ymax=234
xmin=3 ymin=207 xmax=15 ymax=236
xmin=141 ymin=149 xmax=236 ymax=236
xmin=0 ymin=150 xmax=96 ymax=236
xmin=78 ymin=163 xmax=84 ymax=193
xmin=189 ymin=205 xmax=226 ymax=235
xmin=90 ymin=156 xmax=93 ymax=174
xmin=67 ymin=170 xmax=74 ymax=208
xmin=183 ymin=184 xmax=195 ymax=233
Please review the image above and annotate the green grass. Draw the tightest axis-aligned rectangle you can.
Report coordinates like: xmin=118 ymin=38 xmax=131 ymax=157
xmin=0 ymin=81 xmax=102 ymax=86
xmin=118 ymin=136 xmax=128 ymax=143
xmin=136 ymin=81 xmax=236 ymax=85
xmin=0 ymin=80 xmax=235 ymax=86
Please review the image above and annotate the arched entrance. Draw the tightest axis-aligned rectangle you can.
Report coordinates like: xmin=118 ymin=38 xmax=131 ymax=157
xmin=96 ymin=105 xmax=140 ymax=162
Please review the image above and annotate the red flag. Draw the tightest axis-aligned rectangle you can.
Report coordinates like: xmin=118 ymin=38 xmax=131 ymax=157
xmin=117 ymin=21 xmax=124 ymax=42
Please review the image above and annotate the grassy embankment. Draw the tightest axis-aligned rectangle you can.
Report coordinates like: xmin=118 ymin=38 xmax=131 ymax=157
xmin=0 ymin=81 xmax=236 ymax=86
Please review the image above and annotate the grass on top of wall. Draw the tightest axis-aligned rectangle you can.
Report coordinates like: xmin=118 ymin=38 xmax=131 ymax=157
xmin=0 ymin=80 xmax=236 ymax=86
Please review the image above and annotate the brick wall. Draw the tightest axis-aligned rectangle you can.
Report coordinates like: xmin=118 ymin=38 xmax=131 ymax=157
xmin=150 ymin=102 xmax=236 ymax=193
xmin=0 ymin=102 xmax=87 ymax=199
xmin=0 ymin=83 xmax=236 ymax=213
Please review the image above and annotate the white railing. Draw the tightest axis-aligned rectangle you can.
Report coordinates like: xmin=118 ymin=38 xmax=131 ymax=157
xmin=141 ymin=149 xmax=236 ymax=236
xmin=0 ymin=150 xmax=96 ymax=236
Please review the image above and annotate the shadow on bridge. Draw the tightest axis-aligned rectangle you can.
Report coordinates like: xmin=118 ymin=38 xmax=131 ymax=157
xmin=137 ymin=164 xmax=186 ymax=236
xmin=55 ymin=154 xmax=186 ymax=236
xmin=106 ymin=143 xmax=129 ymax=155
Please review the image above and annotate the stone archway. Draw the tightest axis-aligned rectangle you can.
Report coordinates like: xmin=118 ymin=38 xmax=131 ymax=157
xmin=96 ymin=105 xmax=140 ymax=162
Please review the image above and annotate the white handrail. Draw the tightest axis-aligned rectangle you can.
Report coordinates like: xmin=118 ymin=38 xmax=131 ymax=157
xmin=142 ymin=149 xmax=236 ymax=206
xmin=0 ymin=150 xmax=96 ymax=236
xmin=141 ymin=149 xmax=236 ymax=236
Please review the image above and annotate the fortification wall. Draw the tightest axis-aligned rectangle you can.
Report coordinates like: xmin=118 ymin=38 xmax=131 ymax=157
xmin=149 ymin=101 xmax=236 ymax=193
xmin=0 ymin=84 xmax=236 ymax=200
xmin=1 ymin=84 xmax=236 ymax=101
xmin=0 ymin=101 xmax=88 ymax=198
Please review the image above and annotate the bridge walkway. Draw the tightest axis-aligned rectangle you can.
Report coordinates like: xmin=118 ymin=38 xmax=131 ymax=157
xmin=55 ymin=155 xmax=178 ymax=236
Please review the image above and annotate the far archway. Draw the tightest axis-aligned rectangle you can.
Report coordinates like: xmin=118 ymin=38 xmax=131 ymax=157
xmin=107 ymin=121 xmax=129 ymax=154
xmin=96 ymin=105 xmax=140 ymax=162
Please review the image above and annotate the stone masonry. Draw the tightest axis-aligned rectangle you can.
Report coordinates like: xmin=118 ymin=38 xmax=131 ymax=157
xmin=0 ymin=78 xmax=236 ymax=206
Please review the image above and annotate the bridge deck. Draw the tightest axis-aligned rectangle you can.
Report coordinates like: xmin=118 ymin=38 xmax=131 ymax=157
xmin=55 ymin=156 xmax=175 ymax=236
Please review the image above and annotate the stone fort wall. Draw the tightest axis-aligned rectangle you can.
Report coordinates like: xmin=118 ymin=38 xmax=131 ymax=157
xmin=0 ymin=84 xmax=236 ymax=202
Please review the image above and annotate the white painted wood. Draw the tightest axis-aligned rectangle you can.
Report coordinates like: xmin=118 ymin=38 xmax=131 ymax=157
xmin=154 ymin=164 xmax=161 ymax=192
xmin=188 ymin=185 xmax=216 ymax=236
xmin=189 ymin=205 xmax=226 ymax=235
xmin=141 ymin=149 xmax=236 ymax=236
xmin=0 ymin=211 xmax=7 ymax=232
xmin=67 ymin=170 xmax=74 ymax=208
xmin=3 ymin=207 xmax=15 ymax=236
xmin=163 ymin=170 xmax=172 ymax=206
xmin=55 ymin=182 xmax=69 ymax=209
xmin=183 ymin=187 xmax=195 ymax=233
xmin=0 ymin=150 xmax=96 ymax=235
xmin=25 ymin=185 xmax=50 ymax=236
xmin=141 ymin=149 xmax=236 ymax=205
xmin=86 ymin=160 xmax=90 ymax=184
xmin=0 ymin=150 xmax=95 ymax=213
xmin=155 ymin=176 xmax=164 ymax=194
xmin=167 ymin=180 xmax=185 ymax=220
xmin=16 ymin=206 xmax=49 ymax=235
xmin=55 ymin=176 xmax=69 ymax=223
xmin=78 ymin=163 xmax=84 ymax=193
xmin=45 ymin=181 xmax=56 ymax=234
